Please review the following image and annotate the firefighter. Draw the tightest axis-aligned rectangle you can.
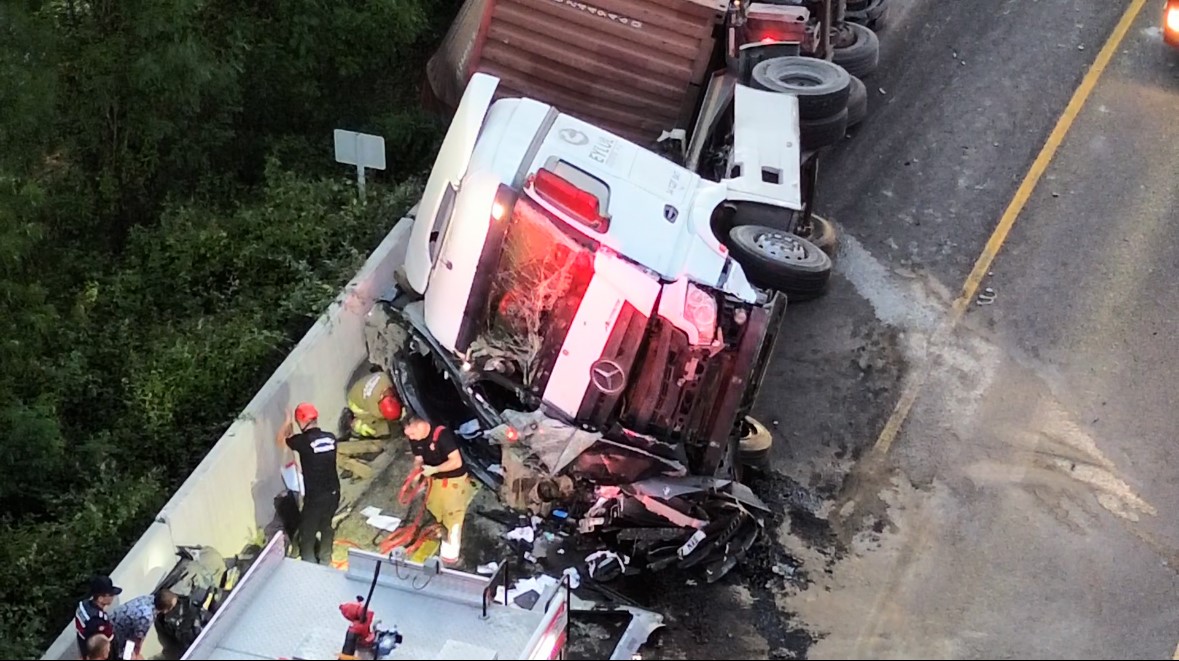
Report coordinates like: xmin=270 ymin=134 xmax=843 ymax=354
xmin=344 ymin=369 xmax=402 ymax=439
xmin=278 ymin=402 xmax=340 ymax=565
xmin=402 ymin=416 xmax=476 ymax=565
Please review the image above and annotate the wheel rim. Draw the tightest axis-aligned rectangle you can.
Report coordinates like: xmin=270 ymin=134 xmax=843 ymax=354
xmin=779 ymin=72 xmax=824 ymax=88
xmin=753 ymin=231 xmax=809 ymax=262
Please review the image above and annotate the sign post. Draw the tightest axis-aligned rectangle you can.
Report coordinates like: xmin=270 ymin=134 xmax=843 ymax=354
xmin=333 ymin=129 xmax=387 ymax=202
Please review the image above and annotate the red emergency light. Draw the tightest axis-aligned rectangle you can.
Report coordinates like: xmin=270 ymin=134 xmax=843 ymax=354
xmin=531 ymin=169 xmax=610 ymax=233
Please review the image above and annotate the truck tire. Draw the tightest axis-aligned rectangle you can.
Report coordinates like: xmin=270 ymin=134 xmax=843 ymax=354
xmin=846 ymin=75 xmax=868 ymax=126
xmin=750 ymin=56 xmax=851 ymax=120
xmin=739 ymin=416 xmax=773 ymax=469
xmin=728 ymin=225 xmax=832 ymax=300
xmin=800 ymin=108 xmax=849 ymax=150
xmin=848 ymin=0 xmax=889 ymax=32
xmin=833 ymin=22 xmax=880 ymax=78
xmin=800 ymin=214 xmax=839 ymax=258
xmin=728 ymin=206 xmax=839 ymax=259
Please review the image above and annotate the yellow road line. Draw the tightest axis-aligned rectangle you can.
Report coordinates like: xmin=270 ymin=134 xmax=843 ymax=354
xmin=867 ymin=0 xmax=1149 ymax=458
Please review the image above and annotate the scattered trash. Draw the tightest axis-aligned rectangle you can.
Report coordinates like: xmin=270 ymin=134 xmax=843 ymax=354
xmin=524 ymin=552 xmax=538 ymax=564
xmin=562 ymin=567 xmax=582 ymax=589
xmin=586 ymin=550 xmax=629 ymax=582
xmin=365 ymin=514 xmax=402 ymax=532
xmin=360 ymin=506 xmax=382 ymax=519
xmin=878 ymin=87 xmax=887 ymax=95
xmin=977 ymin=286 xmax=997 ymax=306
xmin=1078 ymin=44 xmax=1085 ymax=50
xmin=495 ymin=575 xmax=560 ymax=609
xmin=506 ymin=526 xmax=536 ymax=544
xmin=771 ymin=563 xmax=796 ymax=577
xmin=685 ymin=579 xmax=698 ymax=586
xmin=557 ymin=549 xmax=566 ymax=555
xmin=1052 ymin=191 xmax=1060 ymax=197
xmin=771 ymin=419 xmax=780 ymax=427
xmin=477 ymin=561 xmax=500 ymax=575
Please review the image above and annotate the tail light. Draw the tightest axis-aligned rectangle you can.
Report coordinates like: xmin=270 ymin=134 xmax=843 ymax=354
xmin=491 ymin=184 xmax=518 ymax=224
xmin=1168 ymin=5 xmax=1179 ymax=32
xmin=685 ymin=284 xmax=718 ymax=345
xmin=529 ymin=168 xmax=610 ymax=233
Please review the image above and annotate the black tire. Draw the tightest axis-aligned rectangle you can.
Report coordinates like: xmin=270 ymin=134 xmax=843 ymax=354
xmin=729 ymin=206 xmax=838 ymax=259
xmin=799 ymin=215 xmax=839 ymax=258
xmin=738 ymin=416 xmax=773 ymax=469
xmin=832 ymin=22 xmax=880 ymax=78
xmin=846 ymin=74 xmax=868 ymax=126
xmin=848 ymin=0 xmax=889 ymax=32
xmin=750 ymin=56 xmax=851 ymax=120
xmin=728 ymin=224 xmax=832 ymax=299
xmin=800 ymin=108 xmax=848 ymax=150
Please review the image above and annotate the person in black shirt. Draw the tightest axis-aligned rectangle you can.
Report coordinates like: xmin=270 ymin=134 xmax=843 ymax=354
xmin=402 ymin=416 xmax=476 ymax=565
xmin=279 ymin=402 xmax=340 ymax=565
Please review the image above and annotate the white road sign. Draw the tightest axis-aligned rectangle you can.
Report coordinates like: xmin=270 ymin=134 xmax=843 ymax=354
xmin=333 ymin=129 xmax=386 ymax=201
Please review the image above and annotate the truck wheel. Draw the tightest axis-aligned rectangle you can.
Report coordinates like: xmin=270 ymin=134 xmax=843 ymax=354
xmin=848 ymin=0 xmax=889 ymax=32
xmin=738 ymin=416 xmax=773 ymax=469
xmin=800 ymin=108 xmax=849 ymax=150
xmin=832 ymin=22 xmax=880 ymax=78
xmin=728 ymin=225 xmax=832 ymax=300
xmin=799 ymin=215 xmax=839 ymax=258
xmin=750 ymin=56 xmax=851 ymax=120
xmin=846 ymin=75 xmax=868 ymax=126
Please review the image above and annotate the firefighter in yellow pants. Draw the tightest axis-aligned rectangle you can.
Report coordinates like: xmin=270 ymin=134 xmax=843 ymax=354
xmin=346 ymin=370 xmax=402 ymax=439
xmin=402 ymin=416 xmax=476 ymax=565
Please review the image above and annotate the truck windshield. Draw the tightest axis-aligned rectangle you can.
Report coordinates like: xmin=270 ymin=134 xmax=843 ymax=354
xmin=470 ymin=197 xmax=594 ymax=390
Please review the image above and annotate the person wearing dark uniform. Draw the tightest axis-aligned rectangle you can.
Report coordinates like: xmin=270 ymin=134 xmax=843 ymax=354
xmin=344 ymin=369 xmax=402 ymax=439
xmin=402 ymin=416 xmax=476 ymax=565
xmin=280 ymin=402 xmax=340 ymax=565
xmin=75 ymin=575 xmax=119 ymax=658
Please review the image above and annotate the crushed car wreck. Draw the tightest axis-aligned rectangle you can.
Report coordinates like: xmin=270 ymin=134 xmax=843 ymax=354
xmin=362 ymin=67 xmax=826 ymax=583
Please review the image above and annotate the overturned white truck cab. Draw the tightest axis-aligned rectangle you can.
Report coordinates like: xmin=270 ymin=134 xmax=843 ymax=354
xmin=366 ymin=72 xmax=826 ymax=582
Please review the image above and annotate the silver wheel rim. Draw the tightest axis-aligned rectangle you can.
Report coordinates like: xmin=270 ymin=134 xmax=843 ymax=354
xmin=753 ymin=231 xmax=809 ymax=263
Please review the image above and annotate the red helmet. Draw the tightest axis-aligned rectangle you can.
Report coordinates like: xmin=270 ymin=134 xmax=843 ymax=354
xmin=294 ymin=402 xmax=319 ymax=428
xmin=378 ymin=393 xmax=402 ymax=421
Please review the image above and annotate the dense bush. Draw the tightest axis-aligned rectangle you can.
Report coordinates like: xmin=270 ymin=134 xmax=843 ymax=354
xmin=0 ymin=0 xmax=459 ymax=655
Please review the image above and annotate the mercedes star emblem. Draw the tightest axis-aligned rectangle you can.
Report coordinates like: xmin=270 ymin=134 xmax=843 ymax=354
xmin=589 ymin=358 xmax=626 ymax=395
xmin=558 ymin=128 xmax=589 ymax=146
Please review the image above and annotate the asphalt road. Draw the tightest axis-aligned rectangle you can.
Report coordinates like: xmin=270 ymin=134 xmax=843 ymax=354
xmin=643 ymin=0 xmax=1179 ymax=658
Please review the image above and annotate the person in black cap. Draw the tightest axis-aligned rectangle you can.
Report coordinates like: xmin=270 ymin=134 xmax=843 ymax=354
xmin=75 ymin=575 xmax=120 ymax=658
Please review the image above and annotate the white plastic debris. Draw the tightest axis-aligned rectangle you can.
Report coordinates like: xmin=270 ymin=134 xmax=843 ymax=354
xmin=562 ymin=567 xmax=582 ymax=589
xmin=505 ymin=526 xmax=535 ymax=544
xmin=360 ymin=506 xmax=382 ymax=518
xmin=477 ymin=562 xmax=499 ymax=575
xmin=585 ymin=550 xmax=630 ymax=580
xmin=365 ymin=514 xmax=402 ymax=532
xmin=494 ymin=575 xmax=560 ymax=609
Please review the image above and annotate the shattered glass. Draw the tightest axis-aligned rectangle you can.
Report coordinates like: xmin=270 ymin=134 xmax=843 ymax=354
xmin=468 ymin=199 xmax=594 ymax=387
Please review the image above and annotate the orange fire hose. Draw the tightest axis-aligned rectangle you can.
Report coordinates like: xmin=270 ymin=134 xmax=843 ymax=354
xmin=378 ymin=466 xmax=444 ymax=556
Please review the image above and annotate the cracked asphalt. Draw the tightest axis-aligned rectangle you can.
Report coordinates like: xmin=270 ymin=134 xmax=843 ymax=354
xmin=643 ymin=1 xmax=1179 ymax=658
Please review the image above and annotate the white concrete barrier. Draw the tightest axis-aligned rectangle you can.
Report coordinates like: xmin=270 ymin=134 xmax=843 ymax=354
xmin=41 ymin=522 xmax=177 ymax=660
xmin=42 ymin=213 xmax=414 ymax=660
